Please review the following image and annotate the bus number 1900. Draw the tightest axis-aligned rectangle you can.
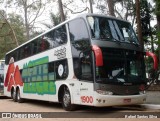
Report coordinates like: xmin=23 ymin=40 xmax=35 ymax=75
xmin=81 ymin=96 xmax=93 ymax=103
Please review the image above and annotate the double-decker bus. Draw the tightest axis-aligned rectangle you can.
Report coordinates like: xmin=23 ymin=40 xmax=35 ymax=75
xmin=4 ymin=14 xmax=158 ymax=111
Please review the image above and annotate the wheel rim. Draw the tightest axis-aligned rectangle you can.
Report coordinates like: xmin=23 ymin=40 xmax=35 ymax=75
xmin=63 ymin=91 xmax=71 ymax=107
xmin=17 ymin=90 xmax=20 ymax=100
xmin=13 ymin=91 xmax=16 ymax=100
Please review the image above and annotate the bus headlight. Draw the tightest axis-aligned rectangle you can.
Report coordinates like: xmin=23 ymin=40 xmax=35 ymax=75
xmin=96 ymin=90 xmax=113 ymax=95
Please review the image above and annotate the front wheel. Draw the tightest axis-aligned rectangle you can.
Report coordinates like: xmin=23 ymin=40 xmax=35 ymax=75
xmin=62 ymin=86 xmax=76 ymax=111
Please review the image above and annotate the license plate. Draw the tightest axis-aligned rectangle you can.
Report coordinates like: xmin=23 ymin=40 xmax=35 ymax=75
xmin=123 ymin=99 xmax=131 ymax=103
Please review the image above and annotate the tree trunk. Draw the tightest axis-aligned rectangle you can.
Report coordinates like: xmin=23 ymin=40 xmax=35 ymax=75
xmin=157 ymin=15 xmax=160 ymax=30
xmin=135 ymin=0 xmax=144 ymax=51
xmin=89 ymin=0 xmax=93 ymax=13
xmin=23 ymin=1 xmax=30 ymax=40
xmin=149 ymin=23 xmax=154 ymax=52
xmin=58 ymin=0 xmax=65 ymax=22
xmin=157 ymin=14 xmax=160 ymax=66
xmin=107 ymin=0 xmax=115 ymax=16
xmin=24 ymin=8 xmax=30 ymax=40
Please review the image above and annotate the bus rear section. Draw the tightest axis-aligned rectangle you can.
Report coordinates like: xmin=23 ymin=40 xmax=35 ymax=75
xmin=0 ymin=60 xmax=4 ymax=95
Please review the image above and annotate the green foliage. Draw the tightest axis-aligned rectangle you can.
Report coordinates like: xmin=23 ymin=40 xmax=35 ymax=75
xmin=155 ymin=0 xmax=160 ymax=15
xmin=8 ymin=13 xmax=27 ymax=44
xmin=157 ymin=30 xmax=160 ymax=41
xmin=0 ymin=13 xmax=26 ymax=59
xmin=155 ymin=2 xmax=160 ymax=45
xmin=42 ymin=13 xmax=63 ymax=29
xmin=140 ymin=0 xmax=151 ymax=42
xmin=6 ymin=0 xmax=48 ymax=39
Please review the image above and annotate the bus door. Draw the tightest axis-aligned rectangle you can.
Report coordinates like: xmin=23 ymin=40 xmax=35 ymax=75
xmin=79 ymin=50 xmax=94 ymax=105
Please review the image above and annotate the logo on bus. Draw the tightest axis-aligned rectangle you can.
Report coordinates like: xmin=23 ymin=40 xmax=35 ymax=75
xmin=54 ymin=47 xmax=66 ymax=59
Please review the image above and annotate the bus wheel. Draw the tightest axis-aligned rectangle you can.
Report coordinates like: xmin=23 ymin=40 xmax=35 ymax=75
xmin=11 ymin=89 xmax=17 ymax=102
xmin=62 ymin=86 xmax=76 ymax=111
xmin=16 ymin=89 xmax=23 ymax=103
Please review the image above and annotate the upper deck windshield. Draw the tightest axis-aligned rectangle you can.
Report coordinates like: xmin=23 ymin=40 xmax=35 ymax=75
xmin=87 ymin=16 xmax=139 ymax=44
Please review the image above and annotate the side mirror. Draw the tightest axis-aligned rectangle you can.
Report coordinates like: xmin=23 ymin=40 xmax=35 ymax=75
xmin=146 ymin=52 xmax=158 ymax=70
xmin=92 ymin=45 xmax=103 ymax=66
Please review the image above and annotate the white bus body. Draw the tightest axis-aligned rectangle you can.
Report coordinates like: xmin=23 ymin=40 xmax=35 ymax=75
xmin=4 ymin=14 xmax=154 ymax=111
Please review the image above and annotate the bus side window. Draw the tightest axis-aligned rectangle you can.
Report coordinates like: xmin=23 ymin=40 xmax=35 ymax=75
xmin=19 ymin=47 xmax=25 ymax=60
xmin=31 ymin=39 xmax=38 ymax=55
xmin=37 ymin=38 xmax=42 ymax=53
xmin=24 ymin=44 xmax=31 ymax=58
xmin=54 ymin=25 xmax=67 ymax=47
xmin=44 ymin=31 xmax=54 ymax=49
xmin=40 ymin=37 xmax=50 ymax=52
xmin=48 ymin=61 xmax=55 ymax=73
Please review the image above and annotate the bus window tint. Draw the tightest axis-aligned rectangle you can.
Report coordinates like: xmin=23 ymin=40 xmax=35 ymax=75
xmin=54 ymin=25 xmax=67 ymax=47
xmin=5 ymin=24 xmax=67 ymax=65
xmin=31 ymin=40 xmax=39 ymax=54
xmin=48 ymin=61 xmax=55 ymax=73
xmin=24 ymin=44 xmax=31 ymax=58
xmin=40 ymin=36 xmax=50 ymax=52
xmin=44 ymin=25 xmax=67 ymax=48
xmin=69 ymin=19 xmax=89 ymax=42
xmin=19 ymin=47 xmax=24 ymax=60
xmin=68 ymin=18 xmax=92 ymax=81
xmin=44 ymin=31 xmax=54 ymax=49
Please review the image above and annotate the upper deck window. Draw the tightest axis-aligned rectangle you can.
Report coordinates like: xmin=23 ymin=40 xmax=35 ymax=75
xmin=87 ymin=16 xmax=139 ymax=44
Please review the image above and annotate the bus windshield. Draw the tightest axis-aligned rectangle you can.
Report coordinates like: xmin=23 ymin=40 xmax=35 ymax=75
xmin=87 ymin=16 xmax=139 ymax=44
xmin=96 ymin=48 xmax=146 ymax=84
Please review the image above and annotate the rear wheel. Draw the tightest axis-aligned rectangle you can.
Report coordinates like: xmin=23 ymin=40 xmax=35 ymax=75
xmin=11 ymin=89 xmax=17 ymax=102
xmin=16 ymin=89 xmax=23 ymax=103
xmin=62 ymin=86 xmax=76 ymax=111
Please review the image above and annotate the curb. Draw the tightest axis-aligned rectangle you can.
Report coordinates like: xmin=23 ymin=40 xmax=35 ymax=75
xmin=141 ymin=104 xmax=160 ymax=110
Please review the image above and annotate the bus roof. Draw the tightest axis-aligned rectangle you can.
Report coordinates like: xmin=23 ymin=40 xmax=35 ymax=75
xmin=6 ymin=13 xmax=129 ymax=55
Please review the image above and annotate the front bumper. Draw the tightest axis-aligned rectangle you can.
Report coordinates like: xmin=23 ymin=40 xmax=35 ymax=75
xmin=93 ymin=93 xmax=146 ymax=107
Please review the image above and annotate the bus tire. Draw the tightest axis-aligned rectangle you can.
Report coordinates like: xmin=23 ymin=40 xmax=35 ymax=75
xmin=16 ymin=88 xmax=23 ymax=103
xmin=11 ymin=88 xmax=17 ymax=102
xmin=62 ymin=86 xmax=76 ymax=111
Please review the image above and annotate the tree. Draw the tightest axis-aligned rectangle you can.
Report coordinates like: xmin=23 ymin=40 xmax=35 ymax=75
xmin=58 ymin=0 xmax=65 ymax=22
xmin=135 ymin=0 xmax=143 ymax=51
xmin=89 ymin=0 xmax=93 ymax=13
xmin=62 ymin=0 xmax=89 ymax=14
xmin=114 ymin=0 xmax=135 ymax=21
xmin=140 ymin=0 xmax=154 ymax=52
xmin=0 ymin=12 xmax=26 ymax=59
xmin=154 ymin=0 xmax=160 ymax=66
xmin=6 ymin=0 xmax=48 ymax=40
xmin=7 ymin=13 xmax=26 ymax=45
xmin=42 ymin=12 xmax=62 ymax=29
xmin=107 ymin=0 xmax=115 ymax=16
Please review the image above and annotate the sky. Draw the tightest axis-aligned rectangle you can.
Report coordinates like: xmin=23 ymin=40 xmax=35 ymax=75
xmin=1 ymin=0 xmax=157 ymax=32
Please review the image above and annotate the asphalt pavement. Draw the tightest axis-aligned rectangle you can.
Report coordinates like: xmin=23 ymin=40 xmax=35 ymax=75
xmin=145 ymin=91 xmax=160 ymax=104
xmin=141 ymin=91 xmax=160 ymax=110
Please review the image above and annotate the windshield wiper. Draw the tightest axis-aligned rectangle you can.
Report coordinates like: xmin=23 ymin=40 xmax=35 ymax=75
xmin=112 ymin=38 xmax=122 ymax=45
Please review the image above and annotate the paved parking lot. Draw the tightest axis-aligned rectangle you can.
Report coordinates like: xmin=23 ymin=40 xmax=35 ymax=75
xmin=146 ymin=91 xmax=160 ymax=104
